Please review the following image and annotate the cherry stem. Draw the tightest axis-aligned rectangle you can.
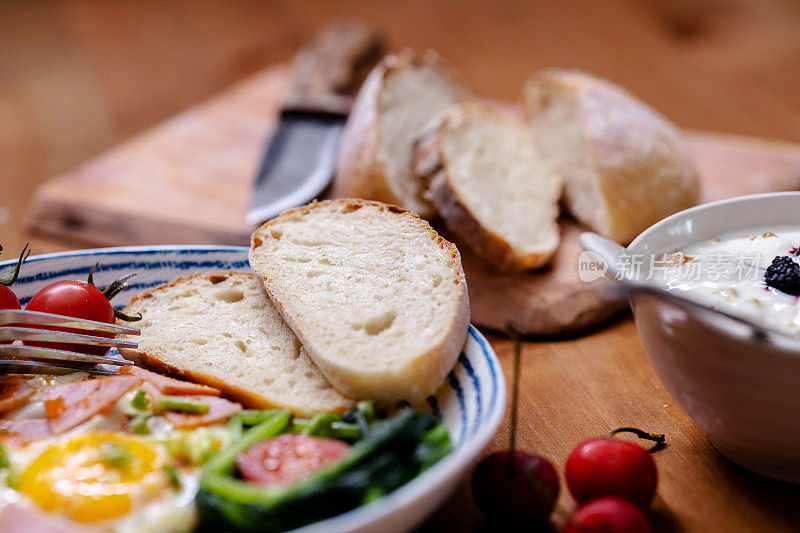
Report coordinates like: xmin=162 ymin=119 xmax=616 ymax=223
xmin=610 ymin=426 xmax=667 ymax=452
xmin=87 ymin=263 xmax=142 ymax=322
xmin=0 ymin=243 xmax=30 ymax=287
xmin=506 ymin=324 xmax=522 ymax=472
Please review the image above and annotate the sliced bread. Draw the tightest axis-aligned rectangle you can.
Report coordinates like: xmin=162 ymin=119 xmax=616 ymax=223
xmin=333 ymin=50 xmax=468 ymax=218
xmin=414 ymin=102 xmax=561 ymax=271
xmin=523 ymin=69 xmax=700 ymax=244
xmin=249 ymin=199 xmax=470 ymax=403
xmin=119 ymin=271 xmax=354 ymax=417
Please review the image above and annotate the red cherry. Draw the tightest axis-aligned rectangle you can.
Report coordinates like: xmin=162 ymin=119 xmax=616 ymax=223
xmin=562 ymin=496 xmax=651 ymax=533
xmin=472 ymin=450 xmax=559 ymax=525
xmin=565 ymin=438 xmax=657 ymax=508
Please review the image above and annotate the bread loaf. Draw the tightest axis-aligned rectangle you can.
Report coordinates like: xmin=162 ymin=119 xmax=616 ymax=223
xmin=523 ymin=69 xmax=700 ymax=244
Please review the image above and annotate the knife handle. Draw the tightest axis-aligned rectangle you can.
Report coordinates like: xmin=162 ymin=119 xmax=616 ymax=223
xmin=283 ymin=20 xmax=384 ymax=115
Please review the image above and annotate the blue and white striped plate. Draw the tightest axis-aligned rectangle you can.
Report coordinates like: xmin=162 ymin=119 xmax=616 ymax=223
xmin=0 ymin=245 xmax=506 ymax=533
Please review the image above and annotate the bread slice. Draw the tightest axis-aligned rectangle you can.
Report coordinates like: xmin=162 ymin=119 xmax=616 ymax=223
xmin=414 ymin=103 xmax=561 ymax=271
xmin=523 ymin=69 xmax=700 ymax=244
xmin=119 ymin=271 xmax=354 ymax=417
xmin=333 ymin=50 xmax=468 ymax=218
xmin=249 ymin=199 xmax=470 ymax=403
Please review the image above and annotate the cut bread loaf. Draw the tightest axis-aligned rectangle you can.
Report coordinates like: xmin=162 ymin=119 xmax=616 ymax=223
xmin=414 ymin=103 xmax=561 ymax=271
xmin=523 ymin=69 xmax=700 ymax=244
xmin=333 ymin=50 xmax=468 ymax=218
xmin=119 ymin=271 xmax=354 ymax=417
xmin=249 ymin=199 xmax=470 ymax=403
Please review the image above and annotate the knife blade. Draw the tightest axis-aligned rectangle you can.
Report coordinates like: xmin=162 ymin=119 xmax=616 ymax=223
xmin=247 ymin=21 xmax=383 ymax=225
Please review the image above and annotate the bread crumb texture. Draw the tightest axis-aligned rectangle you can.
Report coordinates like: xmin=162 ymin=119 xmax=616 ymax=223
xmin=250 ymin=199 xmax=470 ymax=402
xmin=123 ymin=271 xmax=354 ymax=416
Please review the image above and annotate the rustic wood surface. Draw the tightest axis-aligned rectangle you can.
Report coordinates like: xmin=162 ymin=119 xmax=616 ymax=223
xmin=4 ymin=1 xmax=800 ymax=531
xmin=25 ymin=66 xmax=800 ymax=339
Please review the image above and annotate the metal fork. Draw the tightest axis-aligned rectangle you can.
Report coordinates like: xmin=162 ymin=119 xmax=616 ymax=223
xmin=0 ymin=309 xmax=140 ymax=375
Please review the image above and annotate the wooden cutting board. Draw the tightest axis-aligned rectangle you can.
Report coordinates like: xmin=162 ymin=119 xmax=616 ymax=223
xmin=26 ymin=66 xmax=800 ymax=335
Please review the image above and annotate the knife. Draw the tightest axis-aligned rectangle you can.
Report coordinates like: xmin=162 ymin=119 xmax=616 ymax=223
xmin=246 ymin=21 xmax=384 ymax=225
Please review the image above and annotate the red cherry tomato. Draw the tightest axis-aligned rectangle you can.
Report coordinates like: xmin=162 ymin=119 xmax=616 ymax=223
xmin=0 ymin=286 xmax=20 ymax=311
xmin=24 ymin=280 xmax=115 ymax=356
xmin=236 ymin=433 xmax=350 ymax=486
xmin=565 ymin=438 xmax=657 ymax=508
xmin=0 ymin=286 xmax=21 ymax=344
xmin=562 ymin=496 xmax=651 ymax=533
xmin=472 ymin=450 xmax=559 ymax=525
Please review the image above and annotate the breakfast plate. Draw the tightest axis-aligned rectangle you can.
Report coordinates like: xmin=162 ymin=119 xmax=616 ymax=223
xmin=0 ymin=245 xmax=505 ymax=532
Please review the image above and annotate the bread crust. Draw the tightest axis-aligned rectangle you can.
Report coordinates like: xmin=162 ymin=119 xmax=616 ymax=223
xmin=415 ymin=103 xmax=558 ymax=271
xmin=120 ymin=271 xmax=354 ymax=414
xmin=333 ymin=50 xmax=468 ymax=219
xmin=523 ymin=68 xmax=700 ymax=244
xmin=250 ymin=198 xmax=470 ymax=403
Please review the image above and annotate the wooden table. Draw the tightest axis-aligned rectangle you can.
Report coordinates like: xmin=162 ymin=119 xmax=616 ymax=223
xmin=2 ymin=1 xmax=800 ymax=530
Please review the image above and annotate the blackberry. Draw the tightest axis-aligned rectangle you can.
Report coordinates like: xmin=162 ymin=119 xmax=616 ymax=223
xmin=764 ymin=255 xmax=800 ymax=295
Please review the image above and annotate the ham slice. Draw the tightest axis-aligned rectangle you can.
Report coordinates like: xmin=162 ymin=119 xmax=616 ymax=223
xmin=0 ymin=502 xmax=96 ymax=533
xmin=0 ymin=418 xmax=51 ymax=444
xmin=163 ymin=396 xmax=241 ymax=429
xmin=0 ymin=377 xmax=36 ymax=414
xmin=43 ymin=375 xmax=140 ymax=434
xmin=118 ymin=366 xmax=220 ymax=396
xmin=140 ymin=380 xmax=162 ymax=404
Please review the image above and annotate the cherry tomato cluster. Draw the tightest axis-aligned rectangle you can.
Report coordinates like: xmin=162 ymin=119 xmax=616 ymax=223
xmin=472 ymin=428 xmax=662 ymax=532
xmin=1 ymin=244 xmax=140 ymax=355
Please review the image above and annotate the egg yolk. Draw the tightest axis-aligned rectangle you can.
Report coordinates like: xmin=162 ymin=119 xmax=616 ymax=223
xmin=18 ymin=432 xmax=170 ymax=523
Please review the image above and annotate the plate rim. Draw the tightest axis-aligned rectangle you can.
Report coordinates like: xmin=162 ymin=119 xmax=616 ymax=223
xmin=1 ymin=245 xmax=507 ymax=532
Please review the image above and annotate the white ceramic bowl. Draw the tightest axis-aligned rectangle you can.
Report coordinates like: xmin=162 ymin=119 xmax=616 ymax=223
xmin=0 ymin=245 xmax=506 ymax=532
xmin=627 ymin=192 xmax=800 ymax=483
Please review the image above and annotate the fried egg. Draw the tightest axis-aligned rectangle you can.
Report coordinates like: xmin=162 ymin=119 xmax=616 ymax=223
xmin=0 ymin=373 xmax=215 ymax=532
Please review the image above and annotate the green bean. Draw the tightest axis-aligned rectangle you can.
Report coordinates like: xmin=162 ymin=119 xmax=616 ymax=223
xmin=157 ymin=396 xmax=209 ymax=414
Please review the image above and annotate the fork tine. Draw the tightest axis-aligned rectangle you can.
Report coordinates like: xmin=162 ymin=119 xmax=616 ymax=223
xmin=0 ymin=360 xmax=117 ymax=376
xmin=0 ymin=345 xmax=134 ymax=366
xmin=0 ymin=327 xmax=139 ymax=349
xmin=0 ymin=309 xmax=140 ymax=335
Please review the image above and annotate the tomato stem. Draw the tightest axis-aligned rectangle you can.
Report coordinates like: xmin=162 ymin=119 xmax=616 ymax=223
xmin=114 ymin=309 xmax=142 ymax=322
xmin=506 ymin=324 xmax=522 ymax=472
xmin=0 ymin=243 xmax=30 ymax=287
xmin=86 ymin=264 xmax=142 ymax=321
xmin=101 ymin=272 xmax=137 ymax=300
xmin=610 ymin=426 xmax=667 ymax=452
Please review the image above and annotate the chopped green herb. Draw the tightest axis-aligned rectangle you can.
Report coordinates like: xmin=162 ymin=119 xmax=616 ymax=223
xmin=0 ymin=444 xmax=8 ymax=469
xmin=228 ymin=415 xmax=244 ymax=440
xmin=130 ymin=389 xmax=149 ymax=411
xmin=102 ymin=442 xmax=131 ymax=468
xmin=130 ymin=414 xmax=150 ymax=435
xmin=291 ymin=419 xmax=361 ymax=440
xmin=238 ymin=409 xmax=283 ymax=426
xmin=361 ymin=486 xmax=385 ymax=504
xmin=6 ymin=469 xmax=19 ymax=489
xmin=164 ymin=464 xmax=181 ymax=489
xmin=356 ymin=400 xmax=377 ymax=422
xmin=157 ymin=396 xmax=209 ymax=414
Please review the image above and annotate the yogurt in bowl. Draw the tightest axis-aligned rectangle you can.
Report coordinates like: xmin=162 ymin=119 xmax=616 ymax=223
xmin=655 ymin=226 xmax=800 ymax=336
xmin=623 ymin=192 xmax=800 ymax=482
